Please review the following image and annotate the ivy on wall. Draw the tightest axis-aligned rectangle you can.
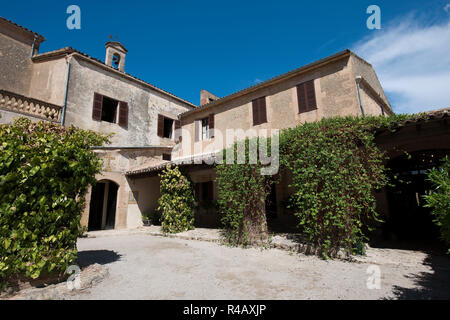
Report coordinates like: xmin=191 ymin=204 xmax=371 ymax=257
xmin=424 ymin=156 xmax=450 ymax=253
xmin=0 ymin=118 xmax=109 ymax=288
xmin=216 ymin=114 xmax=421 ymax=257
xmin=216 ymin=138 xmax=275 ymax=246
xmin=158 ymin=165 xmax=195 ymax=233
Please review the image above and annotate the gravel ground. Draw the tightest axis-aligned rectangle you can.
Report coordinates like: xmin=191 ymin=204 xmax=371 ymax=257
xmin=65 ymin=234 xmax=450 ymax=300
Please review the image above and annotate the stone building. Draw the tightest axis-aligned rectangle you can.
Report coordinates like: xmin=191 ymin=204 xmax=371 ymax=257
xmin=2 ymin=16 xmax=448 ymax=239
xmin=126 ymin=50 xmax=393 ymax=229
xmin=0 ymin=16 xmax=195 ymax=230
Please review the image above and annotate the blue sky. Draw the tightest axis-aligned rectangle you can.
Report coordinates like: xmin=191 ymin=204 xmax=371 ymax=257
xmin=2 ymin=0 xmax=449 ymax=112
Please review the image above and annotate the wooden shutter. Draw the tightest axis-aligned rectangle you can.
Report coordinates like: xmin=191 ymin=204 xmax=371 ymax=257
xmin=118 ymin=101 xmax=128 ymax=128
xmin=305 ymin=80 xmax=317 ymax=110
xmin=174 ymin=120 xmax=181 ymax=141
xmin=92 ymin=93 xmax=103 ymax=121
xmin=259 ymin=97 xmax=267 ymax=124
xmin=194 ymin=120 xmax=199 ymax=142
xmin=297 ymin=83 xmax=307 ymax=113
xmin=157 ymin=114 xmax=164 ymax=137
xmin=252 ymin=99 xmax=260 ymax=126
xmin=297 ymin=80 xmax=317 ymax=113
xmin=252 ymin=97 xmax=267 ymax=125
xmin=209 ymin=114 xmax=215 ymax=138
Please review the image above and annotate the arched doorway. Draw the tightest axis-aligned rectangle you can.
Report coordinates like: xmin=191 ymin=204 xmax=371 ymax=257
xmin=88 ymin=180 xmax=119 ymax=231
xmin=381 ymin=149 xmax=449 ymax=250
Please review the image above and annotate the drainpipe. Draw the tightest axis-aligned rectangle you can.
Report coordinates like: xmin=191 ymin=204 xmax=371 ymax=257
xmin=61 ymin=55 xmax=72 ymax=126
xmin=355 ymin=76 xmax=365 ymax=117
xmin=30 ymin=36 xmax=37 ymax=58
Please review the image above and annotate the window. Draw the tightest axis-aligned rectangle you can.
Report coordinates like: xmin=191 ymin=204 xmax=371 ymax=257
xmin=252 ymin=96 xmax=267 ymax=126
xmin=162 ymin=153 xmax=171 ymax=161
xmin=201 ymin=117 xmax=209 ymax=140
xmin=297 ymin=80 xmax=317 ymax=113
xmin=92 ymin=93 xmax=128 ymax=128
xmin=194 ymin=114 xmax=214 ymax=142
xmin=158 ymin=115 xmax=179 ymax=139
xmin=102 ymin=96 xmax=119 ymax=123
xmin=195 ymin=181 xmax=214 ymax=202
xmin=163 ymin=118 xmax=174 ymax=139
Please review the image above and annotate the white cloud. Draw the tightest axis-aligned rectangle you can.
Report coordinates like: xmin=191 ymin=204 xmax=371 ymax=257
xmin=353 ymin=16 xmax=450 ymax=114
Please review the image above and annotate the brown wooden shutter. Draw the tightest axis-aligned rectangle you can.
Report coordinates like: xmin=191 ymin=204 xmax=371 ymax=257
xmin=92 ymin=93 xmax=103 ymax=121
xmin=252 ymin=99 xmax=260 ymax=126
xmin=118 ymin=101 xmax=128 ymax=128
xmin=194 ymin=120 xmax=199 ymax=142
xmin=305 ymin=80 xmax=317 ymax=111
xmin=297 ymin=83 xmax=307 ymax=113
xmin=209 ymin=114 xmax=215 ymax=138
xmin=157 ymin=114 xmax=164 ymax=137
xmin=259 ymin=97 xmax=267 ymax=124
xmin=297 ymin=80 xmax=317 ymax=113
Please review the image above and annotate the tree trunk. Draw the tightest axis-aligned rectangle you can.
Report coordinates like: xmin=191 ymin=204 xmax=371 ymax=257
xmin=239 ymin=197 xmax=269 ymax=245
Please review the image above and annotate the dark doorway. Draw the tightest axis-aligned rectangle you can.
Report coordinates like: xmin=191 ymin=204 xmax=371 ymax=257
xmin=266 ymin=184 xmax=281 ymax=232
xmin=380 ymin=149 xmax=449 ymax=250
xmin=88 ymin=180 xmax=118 ymax=231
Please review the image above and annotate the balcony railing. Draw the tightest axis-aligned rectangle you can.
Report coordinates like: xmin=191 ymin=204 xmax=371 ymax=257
xmin=0 ymin=89 xmax=62 ymax=123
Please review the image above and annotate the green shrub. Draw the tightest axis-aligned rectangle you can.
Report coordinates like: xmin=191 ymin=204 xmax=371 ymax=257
xmin=0 ymin=118 xmax=108 ymax=288
xmin=424 ymin=156 xmax=450 ymax=253
xmin=279 ymin=115 xmax=412 ymax=258
xmin=158 ymin=165 xmax=195 ymax=233
xmin=216 ymin=138 xmax=275 ymax=246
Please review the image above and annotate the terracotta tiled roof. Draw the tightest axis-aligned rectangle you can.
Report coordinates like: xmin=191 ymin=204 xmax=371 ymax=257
xmin=0 ymin=16 xmax=45 ymax=41
xmin=32 ymin=47 xmax=197 ymax=108
xmin=125 ymin=152 xmax=218 ymax=176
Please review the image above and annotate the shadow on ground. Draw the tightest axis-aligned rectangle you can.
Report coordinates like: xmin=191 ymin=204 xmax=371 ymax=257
xmin=76 ymin=250 xmax=122 ymax=268
xmin=389 ymin=254 xmax=450 ymax=300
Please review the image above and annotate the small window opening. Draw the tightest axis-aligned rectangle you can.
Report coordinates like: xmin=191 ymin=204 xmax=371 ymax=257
xmin=162 ymin=154 xmax=172 ymax=161
xmin=112 ymin=53 xmax=121 ymax=69
xmin=201 ymin=117 xmax=209 ymax=140
xmin=102 ymin=96 xmax=119 ymax=123
xmin=163 ymin=118 xmax=174 ymax=138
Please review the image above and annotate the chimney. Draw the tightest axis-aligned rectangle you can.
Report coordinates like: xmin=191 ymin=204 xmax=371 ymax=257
xmin=200 ymin=89 xmax=219 ymax=106
xmin=105 ymin=41 xmax=127 ymax=72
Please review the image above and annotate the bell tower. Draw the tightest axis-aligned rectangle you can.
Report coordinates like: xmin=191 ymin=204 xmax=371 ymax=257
xmin=105 ymin=41 xmax=127 ymax=72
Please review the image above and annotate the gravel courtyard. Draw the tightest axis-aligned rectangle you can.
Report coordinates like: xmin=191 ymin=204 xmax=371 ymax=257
xmin=67 ymin=234 xmax=450 ymax=300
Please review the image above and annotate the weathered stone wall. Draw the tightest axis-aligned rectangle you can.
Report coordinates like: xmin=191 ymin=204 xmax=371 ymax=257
xmin=64 ymin=56 xmax=192 ymax=147
xmin=28 ymin=58 xmax=67 ymax=106
xmin=174 ymin=56 xmax=385 ymax=159
xmin=350 ymin=54 xmax=391 ymax=113
xmin=0 ymin=23 xmax=36 ymax=96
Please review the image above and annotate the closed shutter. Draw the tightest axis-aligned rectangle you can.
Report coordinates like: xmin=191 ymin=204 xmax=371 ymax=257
xmin=209 ymin=114 xmax=215 ymax=138
xmin=157 ymin=114 xmax=164 ymax=137
xmin=252 ymin=97 xmax=267 ymax=125
xmin=252 ymin=99 xmax=260 ymax=126
xmin=305 ymin=80 xmax=317 ymax=110
xmin=92 ymin=93 xmax=103 ymax=121
xmin=118 ymin=101 xmax=128 ymax=128
xmin=297 ymin=83 xmax=307 ymax=113
xmin=297 ymin=80 xmax=317 ymax=113
xmin=174 ymin=120 xmax=181 ymax=141
xmin=194 ymin=120 xmax=199 ymax=142
xmin=259 ymin=97 xmax=267 ymax=124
